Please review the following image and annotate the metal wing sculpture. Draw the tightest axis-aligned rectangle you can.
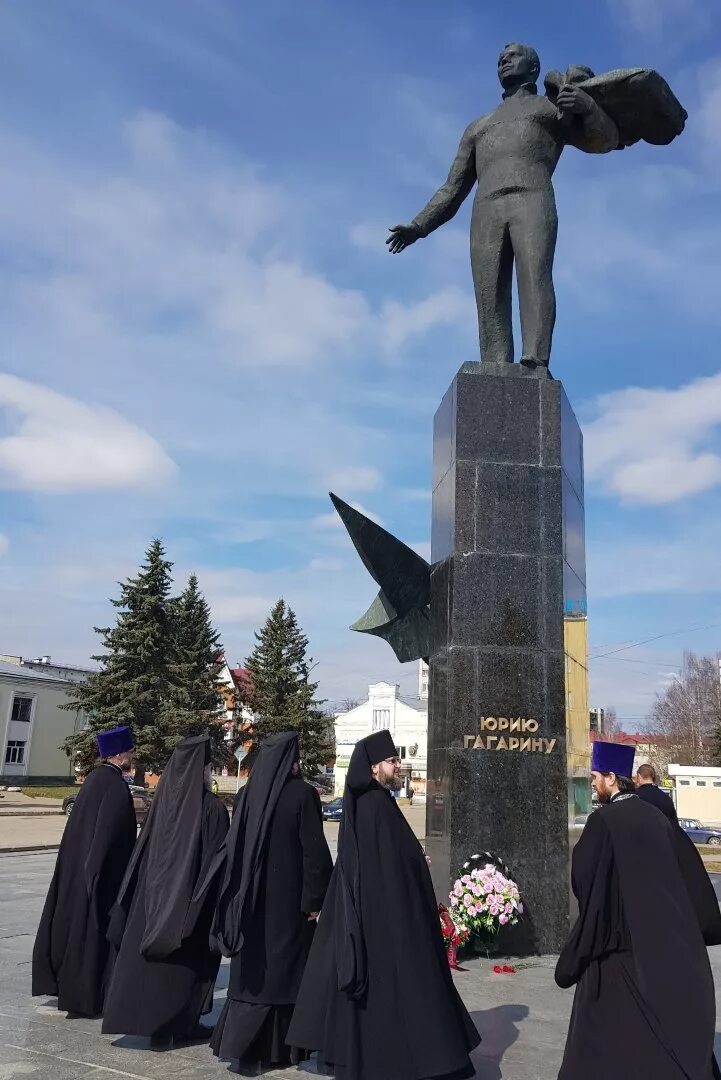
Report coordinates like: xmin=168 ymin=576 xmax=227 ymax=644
xmin=544 ymin=65 xmax=687 ymax=148
xmin=330 ymin=493 xmax=430 ymax=664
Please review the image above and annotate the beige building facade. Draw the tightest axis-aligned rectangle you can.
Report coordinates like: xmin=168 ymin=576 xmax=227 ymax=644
xmin=668 ymin=763 xmax=721 ymax=823
xmin=0 ymin=659 xmax=88 ymax=782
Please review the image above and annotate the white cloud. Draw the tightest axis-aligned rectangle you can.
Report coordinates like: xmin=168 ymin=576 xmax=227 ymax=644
xmin=588 ymin=532 xmax=721 ymax=598
xmin=410 ymin=540 xmax=431 ymax=562
xmin=584 ymin=371 xmax=721 ymax=504
xmin=325 ymin=466 xmax=382 ymax=494
xmin=0 ymin=111 xmax=370 ymax=372
xmin=697 ymin=60 xmax=721 ymax=168
xmin=211 ymin=260 xmax=369 ymax=367
xmin=0 ymin=533 xmax=9 ymax=556
xmin=588 ymin=648 xmax=673 ymax=725
xmin=205 ymin=593 xmax=276 ymax=625
xmin=400 ymin=487 xmax=431 ymax=502
xmin=312 ymin=502 xmax=383 ymax=531
xmin=606 ymin=0 xmax=707 ymax=39
xmin=308 ymin=557 xmax=345 ymax=572
xmin=380 ymin=286 xmax=471 ymax=352
xmin=349 ymin=222 xmax=385 ymax=252
xmin=0 ymin=374 xmax=176 ymax=493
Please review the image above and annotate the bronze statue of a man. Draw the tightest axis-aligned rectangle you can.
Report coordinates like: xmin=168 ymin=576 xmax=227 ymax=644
xmin=387 ymin=43 xmax=686 ymax=372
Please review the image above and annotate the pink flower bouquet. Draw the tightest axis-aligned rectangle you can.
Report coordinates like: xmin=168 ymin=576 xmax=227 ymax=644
xmin=448 ymin=854 xmax=523 ymax=946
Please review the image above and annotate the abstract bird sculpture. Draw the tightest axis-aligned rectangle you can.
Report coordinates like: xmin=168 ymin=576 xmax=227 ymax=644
xmin=330 ymin=493 xmax=430 ymax=664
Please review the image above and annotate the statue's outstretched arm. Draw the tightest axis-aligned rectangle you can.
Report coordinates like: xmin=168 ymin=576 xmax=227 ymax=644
xmin=387 ymin=123 xmax=476 ymax=254
xmin=412 ymin=123 xmax=477 ymax=236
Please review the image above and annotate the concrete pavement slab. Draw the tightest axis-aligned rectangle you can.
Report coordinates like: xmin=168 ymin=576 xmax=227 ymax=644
xmin=0 ymin=816 xmax=67 ymax=851
xmin=2 ymin=851 xmax=721 ymax=1080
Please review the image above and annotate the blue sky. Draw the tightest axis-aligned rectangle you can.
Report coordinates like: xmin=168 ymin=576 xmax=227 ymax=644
xmin=1 ymin=0 xmax=721 ymax=721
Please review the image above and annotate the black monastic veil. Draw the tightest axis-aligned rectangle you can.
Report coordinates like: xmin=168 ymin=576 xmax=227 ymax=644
xmin=102 ymin=734 xmax=229 ymax=1039
xmin=209 ymin=728 xmax=333 ymax=1069
xmin=213 ymin=729 xmax=302 ymax=956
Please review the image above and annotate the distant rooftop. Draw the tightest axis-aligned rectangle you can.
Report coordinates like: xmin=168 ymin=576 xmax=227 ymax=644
xmin=0 ymin=660 xmax=85 ymax=684
xmin=398 ymin=695 xmax=427 ymax=713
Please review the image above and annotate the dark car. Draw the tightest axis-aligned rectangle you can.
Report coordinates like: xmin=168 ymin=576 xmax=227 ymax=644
xmin=322 ymin=797 xmax=343 ymax=821
xmin=679 ymin=818 xmax=721 ymax=846
xmin=63 ymin=784 xmax=152 ymax=825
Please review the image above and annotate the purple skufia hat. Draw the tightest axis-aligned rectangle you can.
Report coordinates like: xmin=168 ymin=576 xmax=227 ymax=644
xmin=96 ymin=726 xmax=134 ymax=758
xmin=592 ymin=740 xmax=635 ymax=778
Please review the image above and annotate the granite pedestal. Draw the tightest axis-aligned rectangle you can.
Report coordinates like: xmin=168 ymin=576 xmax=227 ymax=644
xmin=426 ymin=362 xmax=589 ymax=955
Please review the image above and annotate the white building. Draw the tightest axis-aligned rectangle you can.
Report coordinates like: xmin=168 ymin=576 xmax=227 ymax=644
xmin=334 ymin=680 xmax=427 ymax=798
xmin=0 ymin=658 xmax=88 ymax=782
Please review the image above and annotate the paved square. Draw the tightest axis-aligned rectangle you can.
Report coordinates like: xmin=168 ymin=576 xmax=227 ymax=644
xmin=1 ymin=851 xmax=720 ymax=1080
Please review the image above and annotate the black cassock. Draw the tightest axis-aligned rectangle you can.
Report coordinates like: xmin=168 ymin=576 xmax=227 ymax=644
xmin=102 ymin=736 xmax=229 ymax=1039
xmin=556 ymin=794 xmax=719 ymax=1079
xmin=32 ymin=763 xmax=136 ymax=1016
xmin=211 ymin=772 xmax=332 ymax=1066
xmin=636 ymin=783 xmax=721 ymax=945
xmin=288 ymin=733 xmax=479 ymax=1080
xmin=635 ymin=781 xmax=678 ymax=821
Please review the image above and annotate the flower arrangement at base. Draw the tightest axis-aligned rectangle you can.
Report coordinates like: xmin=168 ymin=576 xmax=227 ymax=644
xmin=449 ymin=853 xmax=523 ymax=952
xmin=438 ymin=903 xmax=470 ymax=970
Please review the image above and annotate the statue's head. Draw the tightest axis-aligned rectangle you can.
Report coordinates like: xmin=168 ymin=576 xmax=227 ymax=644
xmin=497 ymin=43 xmax=540 ymax=91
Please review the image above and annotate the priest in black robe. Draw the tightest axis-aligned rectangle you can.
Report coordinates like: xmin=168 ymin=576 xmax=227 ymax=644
xmin=287 ymin=729 xmax=480 ymax=1080
xmin=210 ymin=729 xmax=333 ymax=1069
xmin=556 ymin=740 xmax=720 ymax=1079
xmin=32 ymin=725 xmax=137 ymax=1018
xmin=633 ymin=761 xmax=721 ymax=945
xmin=102 ymin=734 xmax=229 ymax=1049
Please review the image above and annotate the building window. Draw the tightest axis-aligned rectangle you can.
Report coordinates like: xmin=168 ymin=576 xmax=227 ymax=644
xmin=696 ymin=780 xmax=707 ymax=787
xmin=372 ymin=708 xmax=390 ymax=731
xmin=397 ymin=746 xmax=407 ymax=760
xmin=679 ymin=780 xmax=691 ymax=786
xmin=11 ymin=697 xmax=32 ymax=724
xmin=5 ymin=741 xmax=26 ymax=765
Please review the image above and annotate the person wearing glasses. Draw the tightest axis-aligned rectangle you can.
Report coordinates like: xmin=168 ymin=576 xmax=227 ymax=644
xmin=288 ymin=730 xmax=479 ymax=1080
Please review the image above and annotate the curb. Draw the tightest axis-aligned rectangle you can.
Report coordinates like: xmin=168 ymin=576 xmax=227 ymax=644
xmin=0 ymin=845 xmax=61 ymax=855
xmin=0 ymin=810 xmax=64 ymax=818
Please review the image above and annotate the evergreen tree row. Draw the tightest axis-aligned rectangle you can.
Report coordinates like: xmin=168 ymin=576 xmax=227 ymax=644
xmin=243 ymin=598 xmax=332 ymax=778
xmin=62 ymin=540 xmax=225 ymax=782
xmin=63 ymin=541 xmax=332 ymax=784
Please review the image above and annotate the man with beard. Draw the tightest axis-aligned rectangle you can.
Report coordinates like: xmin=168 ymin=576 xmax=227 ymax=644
xmin=209 ymin=730 xmax=333 ymax=1070
xmin=102 ymin=734 xmax=229 ymax=1049
xmin=556 ymin=740 xmax=720 ymax=1079
xmin=287 ymin=729 xmax=480 ymax=1080
xmin=32 ymin=726 xmax=137 ymax=1018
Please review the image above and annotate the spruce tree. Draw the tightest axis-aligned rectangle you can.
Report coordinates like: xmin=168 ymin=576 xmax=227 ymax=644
xmin=245 ymin=599 xmax=331 ymax=778
xmin=162 ymin=574 xmax=226 ymax=765
xmin=62 ymin=539 xmax=174 ymax=782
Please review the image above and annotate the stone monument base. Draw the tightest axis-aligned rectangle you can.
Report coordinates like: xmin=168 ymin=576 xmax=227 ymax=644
xmin=426 ymin=361 xmax=589 ymax=955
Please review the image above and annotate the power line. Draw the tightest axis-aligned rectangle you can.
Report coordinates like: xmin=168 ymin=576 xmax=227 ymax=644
xmin=589 ymin=656 xmax=682 ymax=670
xmin=588 ymin=621 xmax=721 ymax=661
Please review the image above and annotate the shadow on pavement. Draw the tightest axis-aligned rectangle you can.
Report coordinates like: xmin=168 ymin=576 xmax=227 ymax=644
xmin=469 ymin=1004 xmax=529 ymax=1079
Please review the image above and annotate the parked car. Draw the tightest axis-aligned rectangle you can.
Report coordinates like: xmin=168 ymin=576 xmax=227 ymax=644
xmin=679 ymin=818 xmax=721 ymax=846
xmin=322 ymin=797 xmax=343 ymax=821
xmin=62 ymin=784 xmax=152 ymax=826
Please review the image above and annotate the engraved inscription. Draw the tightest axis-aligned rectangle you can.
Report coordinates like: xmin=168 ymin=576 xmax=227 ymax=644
xmin=464 ymin=717 xmax=557 ymax=754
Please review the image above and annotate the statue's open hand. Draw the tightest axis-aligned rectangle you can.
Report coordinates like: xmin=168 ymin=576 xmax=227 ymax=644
xmin=556 ymin=85 xmax=593 ymax=117
xmin=386 ymin=223 xmax=420 ymax=254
